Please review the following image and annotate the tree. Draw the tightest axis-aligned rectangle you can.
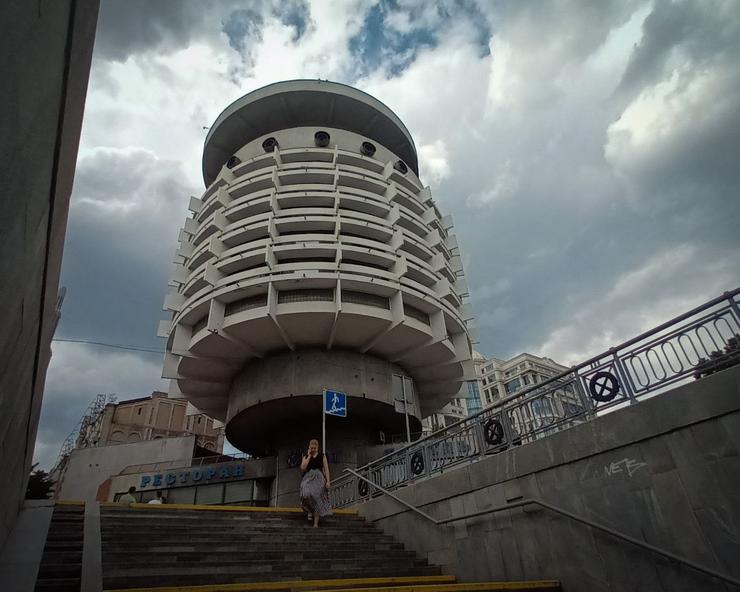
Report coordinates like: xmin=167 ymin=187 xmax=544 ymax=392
xmin=26 ymin=464 xmax=54 ymax=500
xmin=694 ymin=333 xmax=740 ymax=380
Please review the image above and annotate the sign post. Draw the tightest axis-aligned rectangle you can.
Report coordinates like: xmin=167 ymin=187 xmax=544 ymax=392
xmin=322 ymin=389 xmax=347 ymax=452
xmin=401 ymin=378 xmax=412 ymax=444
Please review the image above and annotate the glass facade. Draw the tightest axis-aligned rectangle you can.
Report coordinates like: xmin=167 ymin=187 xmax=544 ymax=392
xmin=465 ymin=381 xmax=482 ymax=415
xmin=114 ymin=477 xmax=272 ymax=506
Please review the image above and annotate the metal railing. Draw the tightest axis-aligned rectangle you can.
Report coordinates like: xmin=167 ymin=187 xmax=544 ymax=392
xmin=342 ymin=468 xmax=740 ymax=589
xmin=331 ymin=287 xmax=740 ymax=508
xmin=120 ymin=452 xmax=251 ymax=474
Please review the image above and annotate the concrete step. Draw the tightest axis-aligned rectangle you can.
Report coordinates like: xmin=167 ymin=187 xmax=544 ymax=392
xmin=100 ymin=507 xmax=360 ymax=518
xmin=101 ymin=534 xmax=394 ymax=545
xmin=101 ymin=542 xmax=406 ymax=554
xmin=311 ymin=583 xmax=562 ymax=592
xmin=40 ymin=551 xmax=83 ymax=564
xmin=33 ymin=577 xmax=81 ymax=592
xmin=35 ymin=505 xmax=84 ymax=592
xmin=38 ymin=540 xmax=84 ymax=552
xmin=44 ymin=532 xmax=83 ymax=542
xmin=101 ymin=549 xmax=418 ymax=564
xmin=103 ymin=558 xmax=429 ymax=575
xmin=104 ymin=559 xmax=429 ymax=578
xmin=103 ymin=567 xmax=442 ymax=589
xmin=99 ymin=520 xmax=378 ymax=534
xmin=37 ymin=562 xmax=82 ymax=579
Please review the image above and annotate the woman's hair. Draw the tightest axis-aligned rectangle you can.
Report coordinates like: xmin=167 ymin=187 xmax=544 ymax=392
xmin=309 ymin=438 xmax=319 ymax=446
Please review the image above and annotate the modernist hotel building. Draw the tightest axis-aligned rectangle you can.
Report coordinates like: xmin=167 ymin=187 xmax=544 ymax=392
xmin=156 ymin=80 xmax=475 ymax=503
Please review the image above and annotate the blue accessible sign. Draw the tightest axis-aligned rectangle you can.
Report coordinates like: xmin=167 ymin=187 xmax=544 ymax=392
xmin=324 ymin=390 xmax=347 ymax=417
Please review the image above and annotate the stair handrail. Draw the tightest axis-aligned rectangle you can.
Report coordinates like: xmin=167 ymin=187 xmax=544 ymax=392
xmin=343 ymin=467 xmax=740 ymax=589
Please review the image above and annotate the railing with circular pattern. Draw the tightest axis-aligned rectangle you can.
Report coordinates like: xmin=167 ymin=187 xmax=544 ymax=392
xmin=330 ymin=287 xmax=740 ymax=508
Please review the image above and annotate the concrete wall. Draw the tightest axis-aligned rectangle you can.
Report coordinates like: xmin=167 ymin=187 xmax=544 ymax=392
xmin=56 ymin=436 xmax=196 ymax=503
xmin=0 ymin=0 xmax=98 ymax=551
xmin=358 ymin=366 xmax=740 ymax=592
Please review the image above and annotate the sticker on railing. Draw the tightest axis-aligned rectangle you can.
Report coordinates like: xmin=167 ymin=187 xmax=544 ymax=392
xmin=410 ymin=451 xmax=425 ymax=475
xmin=588 ymin=371 xmax=620 ymax=402
xmin=483 ymin=418 xmax=505 ymax=445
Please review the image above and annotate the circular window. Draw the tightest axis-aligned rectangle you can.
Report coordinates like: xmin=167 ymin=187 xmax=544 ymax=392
xmin=360 ymin=141 xmax=376 ymax=157
xmin=226 ymin=155 xmax=241 ymax=169
xmin=314 ymin=131 xmax=331 ymax=147
xmin=262 ymin=137 xmax=278 ymax=152
xmin=394 ymin=160 xmax=408 ymax=174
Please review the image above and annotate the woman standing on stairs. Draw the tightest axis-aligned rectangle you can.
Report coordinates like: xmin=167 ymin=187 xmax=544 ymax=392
xmin=300 ymin=439 xmax=332 ymax=527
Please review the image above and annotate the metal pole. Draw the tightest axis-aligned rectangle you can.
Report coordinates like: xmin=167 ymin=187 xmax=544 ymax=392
xmin=273 ymin=454 xmax=279 ymax=507
xmin=322 ymin=390 xmax=326 ymax=452
xmin=402 ymin=378 xmax=411 ymax=443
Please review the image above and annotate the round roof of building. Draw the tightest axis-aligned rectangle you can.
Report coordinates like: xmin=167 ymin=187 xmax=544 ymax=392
xmin=202 ymin=79 xmax=419 ymax=186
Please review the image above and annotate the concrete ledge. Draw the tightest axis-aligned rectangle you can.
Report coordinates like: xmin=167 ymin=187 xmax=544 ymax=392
xmin=365 ymin=366 xmax=740 ymax=518
xmin=0 ymin=502 xmax=54 ymax=592
xmin=81 ymin=501 xmax=101 ymax=592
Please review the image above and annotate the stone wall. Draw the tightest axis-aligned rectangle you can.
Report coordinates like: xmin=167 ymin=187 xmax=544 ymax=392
xmin=358 ymin=366 xmax=740 ymax=592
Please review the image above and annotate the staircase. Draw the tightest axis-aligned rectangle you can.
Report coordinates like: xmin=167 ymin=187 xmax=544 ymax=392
xmin=98 ymin=504 xmax=560 ymax=592
xmin=34 ymin=502 xmax=85 ymax=592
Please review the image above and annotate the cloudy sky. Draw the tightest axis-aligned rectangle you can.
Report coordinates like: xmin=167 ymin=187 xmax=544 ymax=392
xmin=35 ymin=0 xmax=740 ymax=468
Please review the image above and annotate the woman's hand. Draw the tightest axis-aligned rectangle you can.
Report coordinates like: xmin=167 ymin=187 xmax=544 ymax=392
xmin=325 ymin=481 xmax=331 ymax=489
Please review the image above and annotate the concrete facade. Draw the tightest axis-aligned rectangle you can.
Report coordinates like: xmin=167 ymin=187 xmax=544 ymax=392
xmin=479 ymin=353 xmax=568 ymax=405
xmin=55 ymin=436 xmax=197 ymax=503
xmin=358 ymin=366 xmax=740 ymax=592
xmin=160 ymin=81 xmax=476 ymax=461
xmin=106 ymin=456 xmax=275 ymax=505
xmin=81 ymin=391 xmax=224 ymax=451
xmin=0 ymin=0 xmax=98 ymax=551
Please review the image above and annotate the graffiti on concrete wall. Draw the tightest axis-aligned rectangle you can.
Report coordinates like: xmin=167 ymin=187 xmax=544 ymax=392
xmin=604 ymin=457 xmax=648 ymax=477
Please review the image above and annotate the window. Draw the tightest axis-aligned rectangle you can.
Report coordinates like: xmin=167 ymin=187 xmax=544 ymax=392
xmin=195 ymin=483 xmax=224 ymax=505
xmin=167 ymin=487 xmax=195 ymax=504
xmin=504 ymin=378 xmax=521 ymax=394
xmin=278 ymin=289 xmax=333 ymax=304
xmin=342 ymin=291 xmax=390 ymax=309
xmin=224 ymin=480 xmax=254 ymax=504
xmin=225 ymin=294 xmax=267 ymax=315
xmin=137 ymin=408 xmax=142 ymax=415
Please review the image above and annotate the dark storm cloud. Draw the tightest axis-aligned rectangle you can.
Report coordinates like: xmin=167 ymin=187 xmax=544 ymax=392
xmin=58 ymin=148 xmax=194 ymax=348
xmin=423 ymin=0 xmax=740 ymax=360
xmin=95 ymin=0 xmax=210 ymax=61
xmin=617 ymin=0 xmax=740 ymax=100
xmin=222 ymin=8 xmax=264 ymax=54
xmin=36 ymin=345 xmax=166 ymax=469
xmin=96 ymin=0 xmax=312 ymax=62
xmin=36 ymin=148 xmax=191 ymax=468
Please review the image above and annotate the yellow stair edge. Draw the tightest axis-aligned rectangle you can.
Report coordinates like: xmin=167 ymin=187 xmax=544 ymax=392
xmin=55 ymin=500 xmax=86 ymax=506
xmin=99 ymin=502 xmax=358 ymax=515
xmin=303 ymin=582 xmax=561 ymax=592
xmin=103 ymin=575 xmax=457 ymax=592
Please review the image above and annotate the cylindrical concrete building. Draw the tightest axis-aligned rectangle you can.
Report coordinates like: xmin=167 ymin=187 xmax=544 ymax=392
xmin=160 ymin=80 xmax=475 ymax=477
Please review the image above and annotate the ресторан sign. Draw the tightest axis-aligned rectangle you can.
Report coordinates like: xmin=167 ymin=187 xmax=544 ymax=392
xmin=139 ymin=463 xmax=246 ymax=489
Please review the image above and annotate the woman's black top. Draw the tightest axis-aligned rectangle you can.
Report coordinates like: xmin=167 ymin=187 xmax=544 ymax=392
xmin=305 ymin=452 xmax=324 ymax=472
